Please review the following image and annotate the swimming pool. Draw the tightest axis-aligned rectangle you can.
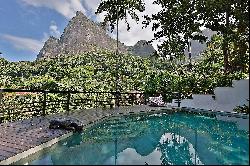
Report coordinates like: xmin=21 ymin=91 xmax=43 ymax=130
xmin=14 ymin=111 xmax=249 ymax=165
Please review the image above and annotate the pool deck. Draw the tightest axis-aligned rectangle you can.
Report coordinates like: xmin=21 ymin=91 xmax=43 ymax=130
xmin=0 ymin=105 xmax=169 ymax=165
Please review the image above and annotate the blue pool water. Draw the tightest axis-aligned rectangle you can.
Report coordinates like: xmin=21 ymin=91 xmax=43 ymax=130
xmin=15 ymin=111 xmax=249 ymax=165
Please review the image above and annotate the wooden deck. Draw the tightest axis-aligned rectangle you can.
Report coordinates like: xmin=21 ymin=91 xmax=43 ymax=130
xmin=0 ymin=105 xmax=168 ymax=165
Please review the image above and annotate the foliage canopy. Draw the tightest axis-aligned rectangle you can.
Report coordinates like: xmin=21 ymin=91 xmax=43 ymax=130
xmin=96 ymin=0 xmax=249 ymax=72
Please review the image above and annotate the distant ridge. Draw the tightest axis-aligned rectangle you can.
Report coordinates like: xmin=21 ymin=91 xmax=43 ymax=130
xmin=128 ymin=40 xmax=156 ymax=57
xmin=184 ymin=29 xmax=217 ymax=58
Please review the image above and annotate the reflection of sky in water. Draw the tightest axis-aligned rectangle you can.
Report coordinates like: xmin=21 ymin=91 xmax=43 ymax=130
xmin=15 ymin=112 xmax=249 ymax=165
xmin=104 ymin=148 xmax=162 ymax=165
xmin=28 ymin=156 xmax=53 ymax=165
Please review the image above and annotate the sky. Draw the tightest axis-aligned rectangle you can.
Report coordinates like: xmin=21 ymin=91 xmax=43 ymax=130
xmin=0 ymin=0 xmax=162 ymax=62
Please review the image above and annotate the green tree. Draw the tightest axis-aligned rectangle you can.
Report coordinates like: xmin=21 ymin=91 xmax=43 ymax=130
xmin=96 ymin=0 xmax=145 ymax=31
xmin=96 ymin=0 xmax=249 ymax=72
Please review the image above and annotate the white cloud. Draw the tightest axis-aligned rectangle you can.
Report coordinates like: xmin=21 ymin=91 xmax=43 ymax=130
xmin=49 ymin=21 xmax=61 ymax=38
xmin=21 ymin=0 xmax=162 ymax=49
xmin=80 ymin=0 xmax=162 ymax=49
xmin=108 ymin=0 xmax=162 ymax=49
xmin=81 ymin=0 xmax=105 ymax=21
xmin=81 ymin=0 xmax=101 ymax=13
xmin=41 ymin=21 xmax=61 ymax=42
xmin=1 ymin=34 xmax=44 ymax=53
xmin=42 ymin=32 xmax=50 ymax=42
xmin=21 ymin=0 xmax=86 ymax=19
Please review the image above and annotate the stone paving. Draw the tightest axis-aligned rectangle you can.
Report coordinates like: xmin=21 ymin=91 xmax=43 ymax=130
xmin=0 ymin=105 xmax=168 ymax=165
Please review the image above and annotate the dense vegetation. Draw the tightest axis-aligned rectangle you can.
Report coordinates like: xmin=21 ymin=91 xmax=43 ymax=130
xmin=233 ymin=104 xmax=249 ymax=114
xmin=0 ymin=33 xmax=248 ymax=122
xmin=0 ymin=35 xmax=248 ymax=100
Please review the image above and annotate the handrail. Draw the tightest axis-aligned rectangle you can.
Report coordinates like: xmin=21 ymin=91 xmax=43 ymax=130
xmin=0 ymin=89 xmax=166 ymax=95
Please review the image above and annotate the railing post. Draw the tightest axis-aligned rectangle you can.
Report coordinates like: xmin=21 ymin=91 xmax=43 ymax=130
xmin=177 ymin=92 xmax=181 ymax=107
xmin=173 ymin=92 xmax=181 ymax=107
xmin=0 ymin=89 xmax=3 ymax=106
xmin=8 ymin=110 xmax=11 ymax=122
xmin=95 ymin=92 xmax=98 ymax=109
xmin=42 ymin=91 xmax=47 ymax=116
xmin=130 ymin=93 xmax=133 ymax=106
xmin=144 ymin=93 xmax=147 ymax=105
xmin=66 ymin=91 xmax=70 ymax=113
xmin=0 ymin=89 xmax=3 ymax=123
xmin=116 ymin=92 xmax=120 ymax=107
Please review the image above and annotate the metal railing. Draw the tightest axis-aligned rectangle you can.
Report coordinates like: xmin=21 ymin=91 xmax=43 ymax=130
xmin=0 ymin=89 xmax=182 ymax=123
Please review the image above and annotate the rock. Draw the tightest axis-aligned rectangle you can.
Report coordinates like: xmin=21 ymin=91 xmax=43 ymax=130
xmin=37 ymin=36 xmax=61 ymax=59
xmin=37 ymin=11 xmax=128 ymax=59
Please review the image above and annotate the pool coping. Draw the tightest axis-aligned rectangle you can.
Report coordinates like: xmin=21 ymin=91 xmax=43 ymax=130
xmin=0 ymin=105 xmax=248 ymax=165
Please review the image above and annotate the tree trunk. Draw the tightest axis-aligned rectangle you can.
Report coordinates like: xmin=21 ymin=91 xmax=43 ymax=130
xmin=223 ymin=9 xmax=230 ymax=72
xmin=223 ymin=37 xmax=229 ymax=72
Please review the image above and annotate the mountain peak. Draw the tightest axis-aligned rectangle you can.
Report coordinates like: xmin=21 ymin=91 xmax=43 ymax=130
xmin=47 ymin=36 xmax=58 ymax=41
xmin=76 ymin=11 xmax=84 ymax=17
xmin=37 ymin=12 xmax=155 ymax=59
xmin=136 ymin=40 xmax=148 ymax=44
xmin=73 ymin=11 xmax=89 ymax=22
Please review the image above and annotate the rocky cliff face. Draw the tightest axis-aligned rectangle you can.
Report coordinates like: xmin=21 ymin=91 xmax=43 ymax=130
xmin=37 ymin=11 xmax=155 ymax=59
xmin=38 ymin=36 xmax=61 ymax=59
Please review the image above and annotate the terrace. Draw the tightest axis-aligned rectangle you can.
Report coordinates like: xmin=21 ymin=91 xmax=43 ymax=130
xmin=0 ymin=0 xmax=249 ymax=164
xmin=0 ymin=86 xmax=248 ymax=164
xmin=0 ymin=89 xmax=172 ymax=164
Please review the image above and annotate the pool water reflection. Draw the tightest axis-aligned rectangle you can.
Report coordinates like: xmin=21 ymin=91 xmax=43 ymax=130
xmin=15 ymin=112 xmax=249 ymax=165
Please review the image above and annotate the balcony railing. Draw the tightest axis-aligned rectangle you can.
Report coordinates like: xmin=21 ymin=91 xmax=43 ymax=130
xmin=0 ymin=89 xmax=181 ymax=123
